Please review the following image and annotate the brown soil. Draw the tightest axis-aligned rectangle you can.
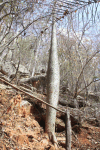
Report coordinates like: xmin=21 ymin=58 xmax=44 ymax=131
xmin=0 ymin=88 xmax=100 ymax=150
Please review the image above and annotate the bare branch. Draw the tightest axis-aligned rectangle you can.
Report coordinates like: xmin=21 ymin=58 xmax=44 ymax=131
xmin=74 ymin=50 xmax=100 ymax=98
xmin=78 ymin=78 xmax=100 ymax=94
xmin=0 ymin=14 xmax=51 ymax=55
xmin=0 ymin=1 xmax=9 ymax=12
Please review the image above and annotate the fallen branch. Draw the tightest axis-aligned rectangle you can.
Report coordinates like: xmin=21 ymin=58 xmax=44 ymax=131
xmin=0 ymin=77 xmax=65 ymax=114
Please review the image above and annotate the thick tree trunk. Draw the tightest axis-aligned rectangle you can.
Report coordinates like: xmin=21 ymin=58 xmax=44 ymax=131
xmin=45 ymin=6 xmax=60 ymax=144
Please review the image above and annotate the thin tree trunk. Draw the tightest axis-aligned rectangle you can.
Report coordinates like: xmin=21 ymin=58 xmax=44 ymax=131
xmin=65 ymin=109 xmax=71 ymax=150
xmin=32 ymin=38 xmax=41 ymax=76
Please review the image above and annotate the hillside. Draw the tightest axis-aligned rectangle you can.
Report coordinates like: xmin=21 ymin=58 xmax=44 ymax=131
xmin=0 ymin=82 xmax=100 ymax=150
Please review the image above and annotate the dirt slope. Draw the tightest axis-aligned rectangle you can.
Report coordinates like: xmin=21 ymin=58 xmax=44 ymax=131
xmin=0 ymin=88 xmax=100 ymax=150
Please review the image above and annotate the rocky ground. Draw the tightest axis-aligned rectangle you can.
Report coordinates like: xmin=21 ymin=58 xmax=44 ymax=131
xmin=0 ymin=83 xmax=100 ymax=150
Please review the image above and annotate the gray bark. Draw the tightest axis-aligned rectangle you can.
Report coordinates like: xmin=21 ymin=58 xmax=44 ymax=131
xmin=45 ymin=5 xmax=60 ymax=144
xmin=65 ymin=109 xmax=71 ymax=150
xmin=31 ymin=37 xmax=41 ymax=76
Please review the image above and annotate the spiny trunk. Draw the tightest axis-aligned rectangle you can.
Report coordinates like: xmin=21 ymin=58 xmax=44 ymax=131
xmin=45 ymin=6 xmax=60 ymax=144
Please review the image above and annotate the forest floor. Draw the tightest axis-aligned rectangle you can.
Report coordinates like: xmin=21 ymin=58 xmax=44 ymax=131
xmin=0 ymin=86 xmax=100 ymax=150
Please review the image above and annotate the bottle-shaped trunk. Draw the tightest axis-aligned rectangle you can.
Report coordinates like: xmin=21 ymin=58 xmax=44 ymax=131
xmin=45 ymin=7 xmax=60 ymax=144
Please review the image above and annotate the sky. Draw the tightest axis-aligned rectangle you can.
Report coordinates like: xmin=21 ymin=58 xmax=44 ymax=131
xmin=57 ymin=1 xmax=100 ymax=45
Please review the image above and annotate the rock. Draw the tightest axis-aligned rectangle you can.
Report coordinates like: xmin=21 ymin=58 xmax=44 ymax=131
xmin=20 ymin=100 xmax=31 ymax=107
xmin=57 ymin=107 xmax=83 ymax=127
xmin=88 ymin=92 xmax=99 ymax=102
xmin=56 ymin=118 xmax=65 ymax=132
xmin=17 ymin=64 xmax=30 ymax=75
xmin=19 ymin=75 xmax=47 ymax=93
xmin=0 ymin=61 xmax=30 ymax=79
xmin=77 ymin=95 xmax=84 ymax=100
xmin=59 ymin=100 xmax=68 ymax=106
xmin=0 ymin=61 xmax=16 ymax=77
xmin=59 ymin=98 xmax=86 ymax=108
xmin=59 ymin=99 xmax=77 ymax=108
xmin=87 ymin=118 xmax=100 ymax=127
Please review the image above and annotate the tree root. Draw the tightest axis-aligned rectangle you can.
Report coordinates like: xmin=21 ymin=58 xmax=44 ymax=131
xmin=48 ymin=132 xmax=58 ymax=145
